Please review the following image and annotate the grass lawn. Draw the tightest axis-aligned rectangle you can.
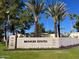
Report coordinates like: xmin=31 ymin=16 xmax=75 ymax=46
xmin=0 ymin=43 xmax=79 ymax=59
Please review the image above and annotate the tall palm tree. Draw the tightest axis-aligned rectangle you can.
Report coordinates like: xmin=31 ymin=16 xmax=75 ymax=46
xmin=46 ymin=1 xmax=67 ymax=37
xmin=26 ymin=0 xmax=45 ymax=37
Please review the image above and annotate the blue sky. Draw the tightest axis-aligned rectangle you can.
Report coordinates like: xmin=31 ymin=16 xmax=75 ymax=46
xmin=25 ymin=0 xmax=79 ymax=33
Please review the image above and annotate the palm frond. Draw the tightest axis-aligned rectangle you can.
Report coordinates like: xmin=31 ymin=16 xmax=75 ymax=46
xmin=26 ymin=0 xmax=45 ymax=16
xmin=47 ymin=1 xmax=67 ymax=21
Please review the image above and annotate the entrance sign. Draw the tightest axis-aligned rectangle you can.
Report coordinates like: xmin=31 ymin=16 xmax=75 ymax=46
xmin=17 ymin=37 xmax=59 ymax=49
xmin=8 ymin=35 xmax=79 ymax=49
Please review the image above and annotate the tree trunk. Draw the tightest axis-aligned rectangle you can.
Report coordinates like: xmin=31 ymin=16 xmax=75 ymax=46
xmin=58 ymin=21 xmax=60 ymax=37
xmin=15 ymin=30 xmax=17 ymax=49
xmin=13 ymin=30 xmax=15 ymax=35
xmin=54 ymin=22 xmax=57 ymax=37
xmin=4 ymin=27 xmax=7 ymax=40
xmin=34 ymin=16 xmax=39 ymax=37
xmin=77 ymin=29 xmax=79 ymax=32
xmin=54 ymin=16 xmax=58 ymax=37
xmin=4 ymin=27 xmax=8 ymax=47
xmin=12 ymin=24 xmax=15 ymax=35
xmin=35 ymin=21 xmax=38 ymax=37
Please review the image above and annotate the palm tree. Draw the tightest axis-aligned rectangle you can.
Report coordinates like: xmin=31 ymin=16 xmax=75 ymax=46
xmin=26 ymin=0 xmax=45 ymax=37
xmin=46 ymin=1 xmax=67 ymax=37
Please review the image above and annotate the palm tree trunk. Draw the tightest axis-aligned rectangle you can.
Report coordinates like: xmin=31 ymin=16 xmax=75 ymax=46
xmin=35 ymin=21 xmax=38 ymax=36
xmin=58 ymin=21 xmax=60 ymax=37
xmin=54 ymin=22 xmax=57 ymax=37
xmin=54 ymin=16 xmax=58 ymax=37
xmin=34 ymin=16 xmax=38 ymax=37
